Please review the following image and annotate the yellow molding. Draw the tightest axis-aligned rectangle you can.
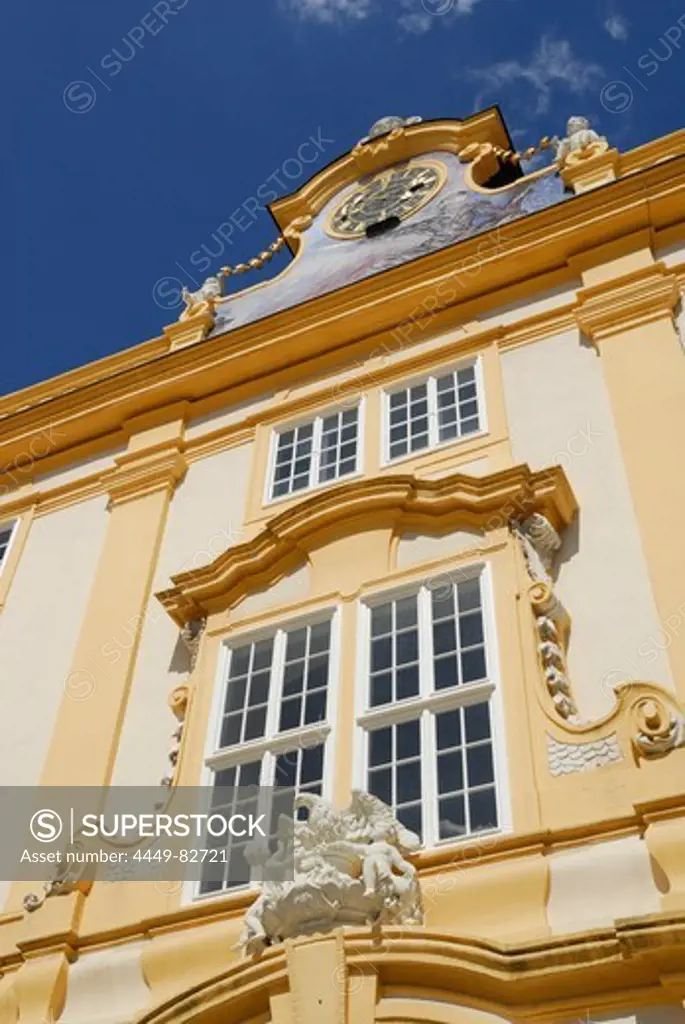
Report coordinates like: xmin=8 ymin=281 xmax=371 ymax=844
xmin=103 ymin=447 xmax=187 ymax=507
xmin=156 ymin=463 xmax=577 ymax=626
xmin=575 ymin=263 xmax=680 ymax=341
xmin=123 ymin=919 xmax=685 ymax=1024
xmin=0 ymin=152 xmax=684 ymax=481
xmin=0 ymin=508 xmax=34 ymax=610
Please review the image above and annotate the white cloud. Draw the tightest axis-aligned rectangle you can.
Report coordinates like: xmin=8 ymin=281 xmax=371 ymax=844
xmin=283 ymin=0 xmax=374 ymax=22
xmin=398 ymin=0 xmax=484 ymax=34
xmin=398 ymin=11 xmax=434 ymax=34
xmin=468 ymin=35 xmax=604 ymax=115
xmin=286 ymin=0 xmax=484 ymax=31
xmin=604 ymin=14 xmax=629 ymax=40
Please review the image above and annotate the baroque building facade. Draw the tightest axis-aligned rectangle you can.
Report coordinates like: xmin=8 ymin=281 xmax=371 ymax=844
xmin=1 ymin=108 xmax=685 ymax=1023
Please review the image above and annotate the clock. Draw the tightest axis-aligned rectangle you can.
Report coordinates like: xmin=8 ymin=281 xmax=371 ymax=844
xmin=326 ymin=160 xmax=447 ymax=240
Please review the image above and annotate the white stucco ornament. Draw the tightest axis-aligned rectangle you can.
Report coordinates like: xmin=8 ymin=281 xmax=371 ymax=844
xmin=237 ymin=791 xmax=423 ymax=955
xmin=359 ymin=115 xmax=422 ymax=144
xmin=555 ymin=116 xmax=609 ymax=166
xmin=179 ymin=275 xmax=223 ymax=322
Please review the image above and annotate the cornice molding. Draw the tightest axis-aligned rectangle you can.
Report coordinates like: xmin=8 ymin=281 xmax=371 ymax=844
xmin=103 ymin=446 xmax=187 ymax=507
xmin=156 ymin=463 xmax=577 ymax=626
xmin=575 ymin=263 xmax=680 ymax=341
xmin=129 ymin=915 xmax=685 ymax=1024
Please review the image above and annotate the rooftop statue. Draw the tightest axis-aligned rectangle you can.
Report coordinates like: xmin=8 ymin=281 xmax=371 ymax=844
xmin=237 ymin=791 xmax=423 ymax=956
xmin=359 ymin=115 xmax=422 ymax=144
xmin=555 ymin=116 xmax=609 ymax=166
xmin=179 ymin=274 xmax=223 ymax=322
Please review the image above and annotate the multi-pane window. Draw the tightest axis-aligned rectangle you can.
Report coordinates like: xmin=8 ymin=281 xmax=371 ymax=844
xmin=359 ymin=568 xmax=502 ymax=847
xmin=201 ymin=617 xmax=335 ymax=895
xmin=0 ymin=522 xmax=16 ymax=573
xmin=269 ymin=406 xmax=360 ymax=500
xmin=385 ymin=362 xmax=482 ymax=462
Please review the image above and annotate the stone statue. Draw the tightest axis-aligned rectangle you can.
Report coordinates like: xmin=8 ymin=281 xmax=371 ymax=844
xmin=236 ymin=791 xmax=423 ymax=956
xmin=555 ymin=116 xmax=609 ymax=166
xmin=360 ymin=115 xmax=422 ymax=144
xmin=179 ymin=275 xmax=223 ymax=322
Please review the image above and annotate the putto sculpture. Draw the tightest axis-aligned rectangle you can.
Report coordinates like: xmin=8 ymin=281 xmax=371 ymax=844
xmin=237 ymin=791 xmax=423 ymax=956
xmin=359 ymin=115 xmax=422 ymax=144
xmin=179 ymin=274 xmax=223 ymax=322
xmin=555 ymin=116 xmax=609 ymax=166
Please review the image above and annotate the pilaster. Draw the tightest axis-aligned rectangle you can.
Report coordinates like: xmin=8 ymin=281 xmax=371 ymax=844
xmin=574 ymin=258 xmax=685 ymax=699
xmin=38 ymin=413 xmax=188 ymax=788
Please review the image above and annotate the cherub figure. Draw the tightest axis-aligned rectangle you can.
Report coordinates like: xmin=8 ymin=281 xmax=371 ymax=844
xmin=555 ymin=116 xmax=608 ymax=166
xmin=179 ymin=274 xmax=223 ymax=322
xmin=360 ymin=840 xmax=416 ymax=902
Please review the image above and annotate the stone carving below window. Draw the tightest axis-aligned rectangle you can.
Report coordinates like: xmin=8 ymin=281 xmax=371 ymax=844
xmin=547 ymin=733 xmax=622 ymax=776
xmin=238 ymin=791 xmax=423 ymax=956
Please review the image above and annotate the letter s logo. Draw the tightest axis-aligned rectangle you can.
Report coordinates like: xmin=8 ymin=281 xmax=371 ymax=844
xmin=30 ymin=809 xmax=63 ymax=843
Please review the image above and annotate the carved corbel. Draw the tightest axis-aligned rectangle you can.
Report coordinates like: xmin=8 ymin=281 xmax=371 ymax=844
xmin=180 ymin=617 xmax=206 ymax=671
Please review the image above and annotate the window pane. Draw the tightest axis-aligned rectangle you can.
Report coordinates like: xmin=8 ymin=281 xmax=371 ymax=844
xmin=468 ymin=787 xmax=498 ymax=832
xmin=315 ymin=408 xmax=359 ymax=485
xmin=370 ymin=727 xmax=392 ymax=766
xmin=271 ymin=421 xmax=317 ymax=499
xmin=466 ymin=743 xmax=494 ymax=787
xmin=396 ymin=664 xmax=419 ymax=701
xmin=430 ymin=575 xmax=486 ymax=693
xmin=199 ymin=760 xmax=262 ymax=894
xmin=398 ymin=803 xmax=422 ymax=838
xmin=369 ymin=767 xmax=392 ymax=805
xmin=433 ymin=702 xmax=497 ymax=841
xmin=367 ymin=595 xmax=422 ymax=708
xmin=279 ymin=621 xmax=331 ymax=733
xmin=387 ymin=385 xmax=431 ymax=461
xmin=273 ymin=743 xmax=326 ymax=822
xmin=465 ymin=702 xmax=491 ymax=743
xmin=439 ymin=795 xmax=466 ymax=839
xmin=396 ymin=629 xmax=418 ymax=665
xmin=222 ymin=640 xmax=274 ymax=747
xmin=396 ymin=719 xmax=420 ymax=760
xmin=437 ymin=750 xmax=463 ymax=794
xmin=367 ymin=718 xmax=423 ymax=839
xmin=397 ymin=761 xmax=421 ymax=804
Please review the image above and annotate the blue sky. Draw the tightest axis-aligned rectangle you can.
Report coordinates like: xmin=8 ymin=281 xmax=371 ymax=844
xmin=3 ymin=0 xmax=684 ymax=395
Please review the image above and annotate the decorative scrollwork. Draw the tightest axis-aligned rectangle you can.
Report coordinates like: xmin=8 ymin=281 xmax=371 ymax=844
xmin=632 ymin=696 xmax=685 ymax=759
xmin=512 ymin=516 xmax=579 ymax=722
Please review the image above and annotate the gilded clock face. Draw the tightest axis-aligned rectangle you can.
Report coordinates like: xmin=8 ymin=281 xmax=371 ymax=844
xmin=326 ymin=160 xmax=446 ymax=240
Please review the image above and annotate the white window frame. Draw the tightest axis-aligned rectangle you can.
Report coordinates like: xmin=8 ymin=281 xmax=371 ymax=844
xmin=353 ymin=562 xmax=510 ymax=849
xmin=264 ymin=399 xmax=365 ymax=505
xmin=190 ymin=607 xmax=341 ymax=901
xmin=381 ymin=357 xmax=487 ymax=467
xmin=0 ymin=520 xmax=18 ymax=576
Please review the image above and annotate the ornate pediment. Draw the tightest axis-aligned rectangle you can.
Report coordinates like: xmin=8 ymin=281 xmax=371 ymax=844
xmin=156 ymin=463 xmax=577 ymax=627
